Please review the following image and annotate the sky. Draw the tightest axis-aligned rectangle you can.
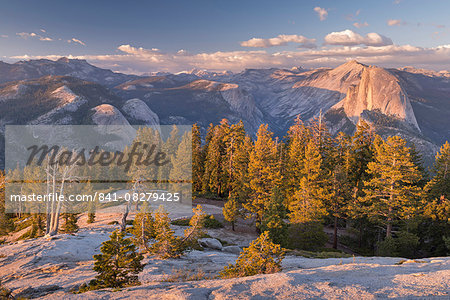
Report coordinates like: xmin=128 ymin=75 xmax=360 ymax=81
xmin=0 ymin=0 xmax=449 ymax=74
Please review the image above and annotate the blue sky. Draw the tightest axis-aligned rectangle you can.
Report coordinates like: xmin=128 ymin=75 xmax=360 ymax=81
xmin=1 ymin=0 xmax=449 ymax=73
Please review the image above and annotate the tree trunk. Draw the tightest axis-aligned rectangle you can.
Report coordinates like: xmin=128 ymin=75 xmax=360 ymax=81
xmin=386 ymin=206 xmax=393 ymax=238
xmin=231 ymin=221 xmax=235 ymax=231
xmin=120 ymin=202 xmax=130 ymax=232
xmin=333 ymin=215 xmax=338 ymax=249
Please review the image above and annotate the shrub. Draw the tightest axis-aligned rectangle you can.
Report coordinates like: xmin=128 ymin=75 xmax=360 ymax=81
xmin=93 ymin=229 xmax=144 ymax=288
xmin=203 ymin=215 xmax=223 ymax=229
xmin=286 ymin=222 xmax=328 ymax=251
xmin=377 ymin=232 xmax=420 ymax=258
xmin=220 ymin=231 xmax=285 ymax=278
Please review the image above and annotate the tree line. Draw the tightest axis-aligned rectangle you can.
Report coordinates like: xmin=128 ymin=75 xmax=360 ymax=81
xmin=193 ymin=117 xmax=449 ymax=257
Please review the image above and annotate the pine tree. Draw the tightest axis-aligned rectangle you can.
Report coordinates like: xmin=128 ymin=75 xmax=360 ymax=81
xmin=223 ymin=196 xmax=240 ymax=231
xmin=220 ymin=231 xmax=285 ymax=278
xmin=326 ymin=132 xmax=353 ymax=249
xmin=62 ymin=213 xmax=79 ymax=233
xmin=192 ymin=123 xmax=204 ymax=192
xmin=289 ymin=140 xmax=328 ymax=224
xmin=182 ymin=204 xmax=207 ymax=248
xmin=424 ymin=141 xmax=450 ymax=222
xmin=203 ymin=119 xmax=230 ymax=196
xmin=284 ymin=116 xmax=312 ymax=205
xmin=361 ymin=136 xmax=422 ymax=238
xmin=260 ymin=187 xmax=288 ymax=246
xmin=131 ymin=201 xmax=155 ymax=252
xmin=0 ymin=171 xmax=14 ymax=236
xmin=151 ymin=206 xmax=183 ymax=259
xmin=170 ymin=131 xmax=193 ymax=201
xmin=229 ymin=134 xmax=252 ymax=201
xmin=93 ymin=229 xmax=144 ymax=288
xmin=245 ymin=124 xmax=282 ymax=229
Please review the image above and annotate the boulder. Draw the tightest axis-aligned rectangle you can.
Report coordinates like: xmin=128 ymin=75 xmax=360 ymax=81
xmin=198 ymin=238 xmax=222 ymax=250
xmin=222 ymin=245 xmax=242 ymax=255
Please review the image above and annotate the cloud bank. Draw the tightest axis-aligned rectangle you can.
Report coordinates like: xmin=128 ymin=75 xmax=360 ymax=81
xmin=241 ymin=35 xmax=316 ymax=48
xmin=11 ymin=43 xmax=450 ymax=74
xmin=324 ymin=30 xmax=393 ymax=46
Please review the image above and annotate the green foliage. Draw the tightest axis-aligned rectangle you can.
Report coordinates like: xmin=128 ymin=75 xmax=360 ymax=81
xmin=246 ymin=124 xmax=282 ymax=228
xmin=360 ymin=136 xmax=423 ymax=238
xmin=260 ymin=187 xmax=288 ymax=246
xmin=93 ymin=229 xmax=144 ymax=288
xmin=203 ymin=215 xmax=224 ymax=229
xmin=220 ymin=231 xmax=285 ymax=278
xmin=286 ymin=222 xmax=328 ymax=251
xmin=151 ymin=206 xmax=183 ymax=259
xmin=377 ymin=232 xmax=420 ymax=258
xmin=192 ymin=123 xmax=205 ymax=192
xmin=171 ymin=214 xmax=223 ymax=229
xmin=289 ymin=140 xmax=328 ymax=223
xmin=223 ymin=197 xmax=240 ymax=230
xmin=182 ymin=205 xmax=207 ymax=249
xmin=63 ymin=213 xmax=79 ymax=233
xmin=131 ymin=202 xmax=155 ymax=252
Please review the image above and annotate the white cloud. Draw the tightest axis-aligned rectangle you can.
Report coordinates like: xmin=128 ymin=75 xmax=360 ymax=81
xmin=314 ymin=7 xmax=328 ymax=21
xmin=68 ymin=38 xmax=86 ymax=46
xmin=241 ymin=34 xmax=316 ymax=48
xmin=387 ymin=19 xmax=402 ymax=26
xmin=16 ymin=32 xmax=37 ymax=39
xmin=17 ymin=32 xmax=53 ymax=42
xmin=324 ymin=30 xmax=393 ymax=46
xmin=353 ymin=22 xmax=369 ymax=28
xmin=11 ymin=42 xmax=450 ymax=74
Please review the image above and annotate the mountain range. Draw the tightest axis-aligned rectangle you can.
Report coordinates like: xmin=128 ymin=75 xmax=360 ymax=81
xmin=0 ymin=58 xmax=449 ymax=167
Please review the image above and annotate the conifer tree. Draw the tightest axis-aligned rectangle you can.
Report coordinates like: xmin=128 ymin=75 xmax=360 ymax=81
xmin=0 ymin=171 xmax=14 ymax=236
xmin=220 ymin=231 xmax=285 ymax=278
xmin=424 ymin=141 xmax=450 ymax=222
xmin=63 ymin=213 xmax=79 ymax=233
xmin=361 ymin=136 xmax=422 ymax=238
xmin=182 ymin=204 xmax=207 ymax=248
xmin=326 ymin=132 xmax=353 ymax=248
xmin=203 ymin=119 xmax=230 ymax=196
xmin=223 ymin=196 xmax=240 ymax=231
xmin=131 ymin=201 xmax=155 ymax=252
xmin=245 ymin=124 xmax=282 ymax=229
xmin=260 ymin=186 xmax=288 ymax=245
xmin=170 ymin=131 xmax=193 ymax=201
xmin=226 ymin=121 xmax=247 ymax=198
xmin=192 ymin=123 xmax=204 ymax=192
xmin=289 ymin=140 xmax=328 ymax=224
xmin=284 ymin=116 xmax=312 ymax=204
xmin=93 ymin=229 xmax=144 ymax=288
xmin=229 ymin=134 xmax=252 ymax=201
xmin=151 ymin=206 xmax=183 ymax=259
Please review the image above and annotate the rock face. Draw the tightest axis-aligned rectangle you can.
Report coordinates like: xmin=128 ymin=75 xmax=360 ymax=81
xmin=90 ymin=104 xmax=130 ymax=126
xmin=198 ymin=238 xmax=223 ymax=250
xmin=334 ymin=66 xmax=420 ymax=131
xmin=121 ymin=98 xmax=159 ymax=126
